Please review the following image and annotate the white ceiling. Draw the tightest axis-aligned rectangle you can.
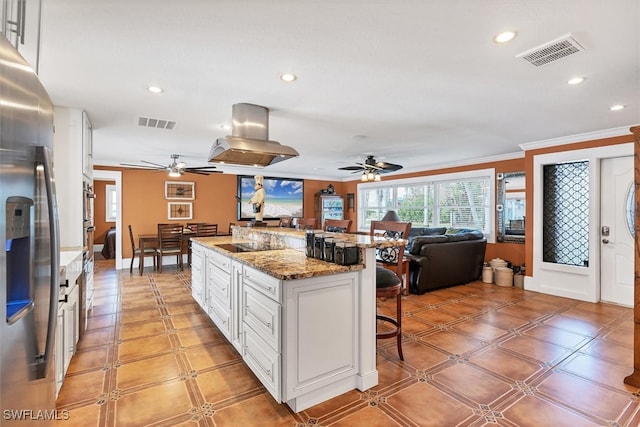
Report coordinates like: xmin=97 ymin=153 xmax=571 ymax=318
xmin=37 ymin=0 xmax=639 ymax=180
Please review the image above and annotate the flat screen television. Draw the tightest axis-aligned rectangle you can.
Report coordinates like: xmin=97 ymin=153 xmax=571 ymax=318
xmin=237 ymin=175 xmax=304 ymax=221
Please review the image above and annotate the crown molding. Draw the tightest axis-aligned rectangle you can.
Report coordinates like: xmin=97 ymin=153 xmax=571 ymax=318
xmin=519 ymin=126 xmax=635 ymax=151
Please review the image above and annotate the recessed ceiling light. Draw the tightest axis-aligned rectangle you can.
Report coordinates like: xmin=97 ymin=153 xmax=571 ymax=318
xmin=567 ymin=76 xmax=585 ymax=85
xmin=280 ymin=73 xmax=297 ymax=82
xmin=147 ymin=86 xmax=163 ymax=93
xmin=494 ymin=31 xmax=517 ymax=44
xmin=610 ymin=104 xmax=625 ymax=111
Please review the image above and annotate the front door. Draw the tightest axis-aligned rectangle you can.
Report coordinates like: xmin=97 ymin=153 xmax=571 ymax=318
xmin=600 ymin=156 xmax=634 ymax=306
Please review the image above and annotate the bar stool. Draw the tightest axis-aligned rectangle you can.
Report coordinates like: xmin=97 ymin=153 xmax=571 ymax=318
xmin=370 ymin=220 xmax=411 ymax=361
xmin=375 ymin=267 xmax=404 ymax=360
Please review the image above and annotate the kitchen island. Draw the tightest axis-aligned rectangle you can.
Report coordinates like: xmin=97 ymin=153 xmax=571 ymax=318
xmin=190 ymin=226 xmax=405 ymax=412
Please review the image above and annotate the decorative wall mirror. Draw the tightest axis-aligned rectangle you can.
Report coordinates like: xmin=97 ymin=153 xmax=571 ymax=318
xmin=497 ymin=172 xmax=525 ymax=243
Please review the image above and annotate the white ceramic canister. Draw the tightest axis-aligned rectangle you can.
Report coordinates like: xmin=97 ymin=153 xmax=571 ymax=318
xmin=494 ymin=266 xmax=514 ymax=287
xmin=482 ymin=265 xmax=493 ymax=283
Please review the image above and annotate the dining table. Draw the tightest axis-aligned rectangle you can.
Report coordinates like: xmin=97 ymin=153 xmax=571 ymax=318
xmin=138 ymin=229 xmax=193 ymax=275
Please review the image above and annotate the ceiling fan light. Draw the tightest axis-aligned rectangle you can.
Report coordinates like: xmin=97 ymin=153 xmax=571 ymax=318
xmin=168 ymin=168 xmax=181 ymax=177
xmin=374 ymin=172 xmax=381 ymax=182
xmin=367 ymin=171 xmax=374 ymax=180
xmin=361 ymin=172 xmax=368 ymax=182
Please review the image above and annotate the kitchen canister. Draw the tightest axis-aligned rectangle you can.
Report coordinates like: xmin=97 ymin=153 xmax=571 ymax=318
xmin=323 ymin=238 xmax=335 ymax=262
xmin=314 ymin=233 xmax=326 ymax=260
xmin=489 ymin=258 xmax=508 ymax=270
xmin=514 ymin=273 xmax=524 ymax=288
xmin=482 ymin=264 xmax=493 ymax=283
xmin=494 ymin=266 xmax=514 ymax=287
xmin=334 ymin=241 xmax=358 ymax=266
xmin=305 ymin=229 xmax=315 ymax=257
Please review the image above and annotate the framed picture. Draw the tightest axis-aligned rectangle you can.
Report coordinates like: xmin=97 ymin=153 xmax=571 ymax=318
xmin=237 ymin=175 xmax=304 ymax=221
xmin=165 ymin=181 xmax=195 ymax=200
xmin=168 ymin=202 xmax=193 ymax=220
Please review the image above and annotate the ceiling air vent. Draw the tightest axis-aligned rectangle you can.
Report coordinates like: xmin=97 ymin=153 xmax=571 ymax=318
xmin=137 ymin=116 xmax=176 ymax=130
xmin=516 ymin=34 xmax=584 ymax=67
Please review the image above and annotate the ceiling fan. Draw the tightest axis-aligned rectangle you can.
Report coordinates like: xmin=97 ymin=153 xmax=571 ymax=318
xmin=338 ymin=155 xmax=403 ymax=181
xmin=121 ymin=154 xmax=221 ymax=176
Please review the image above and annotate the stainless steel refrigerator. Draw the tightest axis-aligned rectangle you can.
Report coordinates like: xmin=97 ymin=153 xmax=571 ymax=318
xmin=0 ymin=33 xmax=59 ymax=425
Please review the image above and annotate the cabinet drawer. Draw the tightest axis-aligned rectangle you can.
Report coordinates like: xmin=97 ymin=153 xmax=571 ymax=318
xmin=208 ymin=298 xmax=231 ymax=339
xmin=208 ymin=265 xmax=231 ymax=310
xmin=243 ymin=266 xmax=281 ymax=303
xmin=243 ymin=327 xmax=281 ymax=402
xmin=209 ymin=250 xmax=231 ymax=274
xmin=242 ymin=285 xmax=281 ymax=352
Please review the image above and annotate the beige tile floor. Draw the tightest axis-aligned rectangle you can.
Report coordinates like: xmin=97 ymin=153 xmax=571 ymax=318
xmin=55 ymin=259 xmax=640 ymax=426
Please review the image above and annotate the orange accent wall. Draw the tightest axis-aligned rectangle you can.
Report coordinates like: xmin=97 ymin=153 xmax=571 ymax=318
xmin=93 ymin=180 xmax=115 ymax=244
xmin=95 ymin=166 xmax=344 ymax=259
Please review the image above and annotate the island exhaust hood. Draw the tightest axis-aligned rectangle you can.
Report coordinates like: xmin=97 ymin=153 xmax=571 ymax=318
xmin=208 ymin=103 xmax=299 ymax=167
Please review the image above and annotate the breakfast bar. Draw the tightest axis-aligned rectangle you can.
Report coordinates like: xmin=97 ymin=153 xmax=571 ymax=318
xmin=189 ymin=226 xmax=405 ymax=412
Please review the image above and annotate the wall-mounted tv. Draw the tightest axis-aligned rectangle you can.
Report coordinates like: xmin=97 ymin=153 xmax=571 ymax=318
xmin=237 ymin=175 xmax=304 ymax=221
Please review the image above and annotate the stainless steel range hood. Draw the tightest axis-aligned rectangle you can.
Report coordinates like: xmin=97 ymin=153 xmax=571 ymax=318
xmin=208 ymin=103 xmax=299 ymax=167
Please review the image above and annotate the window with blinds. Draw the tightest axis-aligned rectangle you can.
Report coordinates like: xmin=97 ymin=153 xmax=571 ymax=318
xmin=357 ymin=169 xmax=494 ymax=239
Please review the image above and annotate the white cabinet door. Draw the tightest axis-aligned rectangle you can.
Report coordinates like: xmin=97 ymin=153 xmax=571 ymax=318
xmin=191 ymin=244 xmax=205 ymax=308
xmin=55 ymin=303 xmax=64 ymax=396
xmin=82 ymin=111 xmax=93 ymax=180
xmin=242 ymin=266 xmax=281 ymax=303
xmin=283 ymin=272 xmax=359 ymax=402
xmin=230 ymin=260 xmax=243 ymax=352
xmin=55 ymin=283 xmax=80 ymax=397
xmin=243 ymin=327 xmax=281 ymax=402
xmin=0 ymin=0 xmax=41 ymax=72
xmin=63 ymin=285 xmax=79 ymax=373
xmin=242 ymin=284 xmax=281 ymax=352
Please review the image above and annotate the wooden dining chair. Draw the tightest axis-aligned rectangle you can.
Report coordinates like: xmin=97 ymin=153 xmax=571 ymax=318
xmin=197 ymin=223 xmax=218 ymax=237
xmin=370 ymin=220 xmax=412 ymax=361
xmin=156 ymin=223 xmax=184 ymax=273
xmin=128 ymin=224 xmax=156 ymax=275
xmin=279 ymin=216 xmax=292 ymax=228
xmin=297 ymin=218 xmax=316 ymax=229
xmin=323 ymin=218 xmax=353 ymax=233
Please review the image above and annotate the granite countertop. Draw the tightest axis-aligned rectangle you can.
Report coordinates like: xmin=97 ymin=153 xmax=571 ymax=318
xmin=192 ymin=236 xmax=363 ymax=280
xmin=232 ymin=225 xmax=408 ymax=248
xmin=59 ymin=249 xmax=84 ymax=283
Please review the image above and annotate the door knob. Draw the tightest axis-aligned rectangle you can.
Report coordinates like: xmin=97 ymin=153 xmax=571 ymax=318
xmin=602 ymin=239 xmax=610 ymax=244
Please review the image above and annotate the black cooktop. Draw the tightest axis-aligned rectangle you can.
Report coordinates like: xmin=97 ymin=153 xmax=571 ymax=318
xmin=214 ymin=242 xmax=272 ymax=253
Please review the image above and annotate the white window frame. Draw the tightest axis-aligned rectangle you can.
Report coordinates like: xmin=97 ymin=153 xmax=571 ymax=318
xmin=357 ymin=168 xmax=496 ymax=243
xmin=105 ymin=184 xmax=117 ymax=222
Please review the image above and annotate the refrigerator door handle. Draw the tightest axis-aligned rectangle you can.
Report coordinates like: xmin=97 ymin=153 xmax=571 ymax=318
xmin=35 ymin=145 xmax=60 ymax=378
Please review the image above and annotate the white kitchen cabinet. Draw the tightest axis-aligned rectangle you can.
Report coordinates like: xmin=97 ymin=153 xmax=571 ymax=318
xmin=242 ymin=325 xmax=281 ymax=400
xmin=55 ymin=282 xmax=79 ymax=397
xmin=282 ymin=273 xmax=358 ymax=410
xmin=241 ymin=265 xmax=283 ymax=401
xmin=0 ymin=0 xmax=42 ymax=73
xmin=84 ymin=255 xmax=94 ymax=312
xmin=191 ymin=243 xmax=205 ymax=308
xmin=56 ymin=251 xmax=83 ymax=396
xmin=82 ymin=110 xmax=93 ymax=181
xmin=207 ymin=254 xmax=232 ymax=340
xmin=55 ymin=307 xmax=64 ymax=395
xmin=62 ymin=284 xmax=79 ymax=373
xmin=53 ymin=107 xmax=93 ymax=247
xmin=230 ymin=260 xmax=243 ymax=352
xmin=192 ymin=244 xmax=363 ymax=412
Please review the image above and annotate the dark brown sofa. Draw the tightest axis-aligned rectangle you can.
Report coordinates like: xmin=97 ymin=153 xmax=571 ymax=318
xmin=405 ymin=228 xmax=486 ymax=294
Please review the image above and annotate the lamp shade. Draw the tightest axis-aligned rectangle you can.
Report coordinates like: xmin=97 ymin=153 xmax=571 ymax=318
xmin=381 ymin=210 xmax=401 ymax=222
